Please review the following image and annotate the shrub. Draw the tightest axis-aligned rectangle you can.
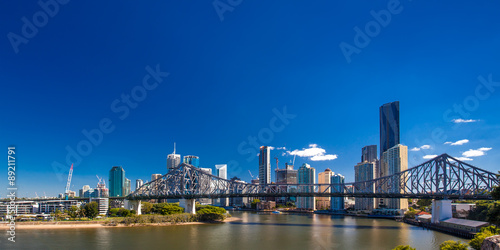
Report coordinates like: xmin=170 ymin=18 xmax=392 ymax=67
xmin=469 ymin=226 xmax=500 ymax=250
xmin=439 ymin=240 xmax=468 ymax=250
xmin=392 ymin=245 xmax=415 ymax=250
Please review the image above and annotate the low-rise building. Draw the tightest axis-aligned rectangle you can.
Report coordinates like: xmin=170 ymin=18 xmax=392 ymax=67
xmin=90 ymin=198 xmax=109 ymax=215
xmin=439 ymin=218 xmax=489 ymax=233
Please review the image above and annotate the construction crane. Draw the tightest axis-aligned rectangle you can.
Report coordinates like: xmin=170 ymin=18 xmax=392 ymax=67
xmin=64 ymin=163 xmax=73 ymax=200
xmin=248 ymin=170 xmax=254 ymax=179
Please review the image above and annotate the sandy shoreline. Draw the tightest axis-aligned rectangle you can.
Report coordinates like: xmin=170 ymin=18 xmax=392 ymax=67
xmin=1 ymin=217 xmax=241 ymax=230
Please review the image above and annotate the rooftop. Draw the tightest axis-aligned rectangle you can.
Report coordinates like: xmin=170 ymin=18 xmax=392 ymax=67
xmin=442 ymin=218 xmax=489 ymax=228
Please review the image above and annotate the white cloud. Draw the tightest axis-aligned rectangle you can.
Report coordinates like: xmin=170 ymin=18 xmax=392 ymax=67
xmin=478 ymin=147 xmax=492 ymax=151
xmin=452 ymin=119 xmax=479 ymax=123
xmin=287 ymin=144 xmax=338 ymax=161
xmin=268 ymin=146 xmax=275 ymax=150
xmin=276 ymin=147 xmax=286 ymax=150
xmin=410 ymin=145 xmax=431 ymax=151
xmin=444 ymin=139 xmax=469 ymax=146
xmin=455 ymin=157 xmax=473 ymax=161
xmin=423 ymin=155 xmax=438 ymax=159
xmin=311 ymin=154 xmax=338 ymax=161
xmin=462 ymin=147 xmax=492 ymax=158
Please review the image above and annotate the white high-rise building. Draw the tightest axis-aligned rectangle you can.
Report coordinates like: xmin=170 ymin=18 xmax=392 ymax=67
xmin=135 ymin=179 xmax=143 ymax=191
xmin=215 ymin=164 xmax=228 ymax=206
xmin=354 ymin=161 xmax=376 ymax=211
xmin=382 ymin=144 xmax=408 ymax=210
xmin=297 ymin=163 xmax=315 ymax=210
xmin=167 ymin=142 xmax=181 ymax=172
xmin=215 ymin=164 xmax=227 ymax=179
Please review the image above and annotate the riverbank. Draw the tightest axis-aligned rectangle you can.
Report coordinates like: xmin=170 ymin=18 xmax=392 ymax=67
xmin=1 ymin=216 xmax=241 ymax=230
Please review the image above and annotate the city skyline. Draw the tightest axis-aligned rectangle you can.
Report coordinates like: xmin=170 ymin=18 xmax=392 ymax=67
xmin=2 ymin=2 xmax=500 ymax=198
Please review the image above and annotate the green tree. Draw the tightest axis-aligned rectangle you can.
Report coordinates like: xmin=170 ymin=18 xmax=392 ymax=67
xmin=109 ymin=208 xmax=120 ymax=217
xmin=251 ymin=199 xmax=260 ymax=209
xmin=490 ymin=172 xmax=500 ymax=200
xmin=417 ymin=199 xmax=432 ymax=207
xmin=118 ymin=208 xmax=131 ymax=217
xmin=197 ymin=205 xmax=227 ymax=222
xmin=83 ymin=202 xmax=99 ymax=219
xmin=141 ymin=202 xmax=153 ymax=214
xmin=392 ymin=245 xmax=415 ymax=250
xmin=439 ymin=240 xmax=468 ymax=250
xmin=404 ymin=209 xmax=418 ymax=219
xmin=487 ymin=203 xmax=500 ymax=226
xmin=469 ymin=226 xmax=500 ymax=250
xmin=67 ymin=205 xmax=80 ymax=219
xmin=467 ymin=201 xmax=494 ymax=221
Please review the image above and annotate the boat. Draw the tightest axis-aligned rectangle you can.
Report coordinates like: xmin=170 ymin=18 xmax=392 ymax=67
xmin=272 ymin=211 xmax=282 ymax=214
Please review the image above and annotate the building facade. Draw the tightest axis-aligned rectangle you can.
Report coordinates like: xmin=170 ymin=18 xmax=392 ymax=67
xmin=124 ymin=178 xmax=131 ymax=196
xmin=317 ymin=168 xmax=334 ymax=210
xmin=109 ymin=166 xmax=125 ymax=197
xmin=381 ymin=144 xmax=408 ymax=210
xmin=331 ymin=174 xmax=345 ymax=211
xmin=136 ymin=179 xmax=143 ymax=191
xmin=379 ymin=101 xmax=400 ymax=171
xmin=354 ymin=161 xmax=376 ymax=210
xmin=167 ymin=144 xmax=181 ymax=172
xmin=215 ymin=164 xmax=227 ymax=179
xmin=90 ymin=198 xmax=109 ymax=215
xmin=183 ymin=155 xmax=200 ymax=167
xmin=297 ymin=163 xmax=315 ymax=210
xmin=259 ymin=146 xmax=271 ymax=185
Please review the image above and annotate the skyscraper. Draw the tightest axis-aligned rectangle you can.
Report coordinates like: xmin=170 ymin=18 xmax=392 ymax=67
xmin=215 ymin=164 xmax=228 ymax=206
xmin=275 ymin=163 xmax=297 ymax=205
xmin=215 ymin=164 xmax=227 ymax=179
xmin=317 ymin=168 xmax=334 ymax=210
xmin=109 ymin=166 xmax=125 ymax=197
xmin=275 ymin=163 xmax=297 ymax=184
xmin=124 ymin=178 xmax=131 ymax=196
xmin=259 ymin=146 xmax=271 ymax=185
xmin=151 ymin=174 xmax=162 ymax=182
xmin=380 ymin=101 xmax=400 ymax=165
xmin=354 ymin=161 xmax=376 ymax=210
xmin=135 ymin=179 xmax=143 ymax=191
xmin=167 ymin=143 xmax=181 ymax=172
xmin=297 ymin=163 xmax=315 ymax=210
xmin=183 ymin=155 xmax=200 ymax=167
xmin=331 ymin=174 xmax=345 ymax=211
xmin=362 ymin=145 xmax=377 ymax=163
xmin=382 ymin=144 xmax=408 ymax=210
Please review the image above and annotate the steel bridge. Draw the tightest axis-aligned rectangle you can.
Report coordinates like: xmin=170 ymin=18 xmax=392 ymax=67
xmin=129 ymin=154 xmax=499 ymax=201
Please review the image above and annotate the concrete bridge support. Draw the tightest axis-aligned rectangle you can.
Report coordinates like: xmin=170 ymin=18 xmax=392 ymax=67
xmin=124 ymin=200 xmax=142 ymax=215
xmin=431 ymin=199 xmax=452 ymax=223
xmin=180 ymin=199 xmax=196 ymax=214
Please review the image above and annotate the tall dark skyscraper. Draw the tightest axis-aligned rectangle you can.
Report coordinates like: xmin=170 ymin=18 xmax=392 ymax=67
xmin=361 ymin=145 xmax=377 ymax=163
xmin=259 ymin=146 xmax=271 ymax=185
xmin=379 ymin=101 xmax=400 ymax=161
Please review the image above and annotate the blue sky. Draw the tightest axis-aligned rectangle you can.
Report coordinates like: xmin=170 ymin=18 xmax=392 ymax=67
xmin=1 ymin=1 xmax=500 ymax=197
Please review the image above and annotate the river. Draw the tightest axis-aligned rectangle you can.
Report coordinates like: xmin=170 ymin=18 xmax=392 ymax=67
xmin=4 ymin=212 xmax=464 ymax=249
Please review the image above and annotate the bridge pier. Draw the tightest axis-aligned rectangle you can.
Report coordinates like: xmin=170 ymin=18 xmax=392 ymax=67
xmin=431 ymin=199 xmax=452 ymax=223
xmin=180 ymin=199 xmax=196 ymax=214
xmin=124 ymin=200 xmax=142 ymax=215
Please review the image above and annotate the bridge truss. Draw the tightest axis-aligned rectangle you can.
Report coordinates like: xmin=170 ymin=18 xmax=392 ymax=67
xmin=129 ymin=154 xmax=499 ymax=200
